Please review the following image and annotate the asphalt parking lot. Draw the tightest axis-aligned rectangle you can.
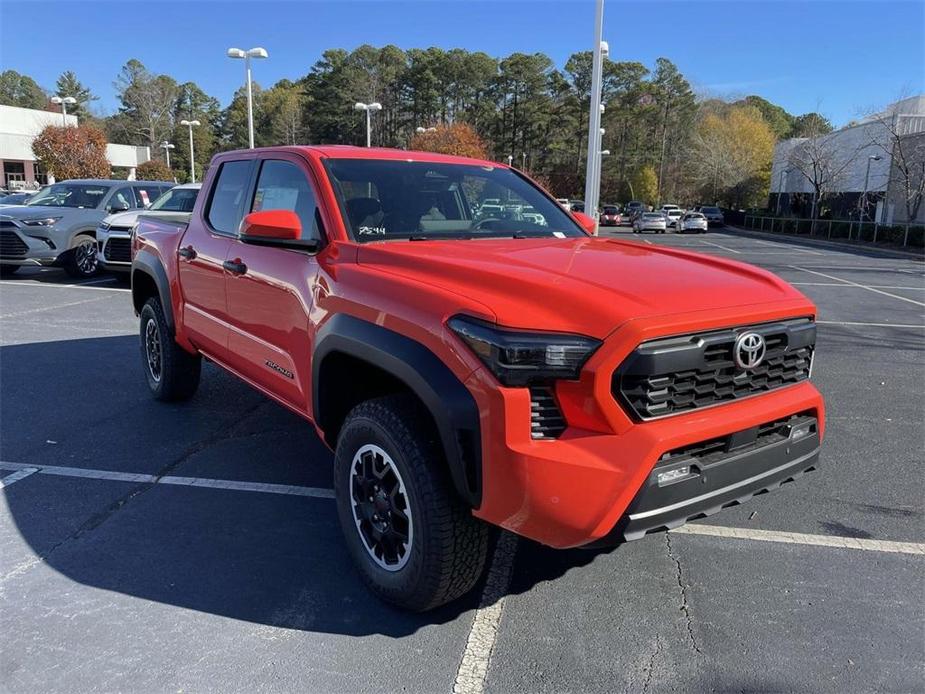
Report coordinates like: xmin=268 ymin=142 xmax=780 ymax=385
xmin=1 ymin=228 xmax=923 ymax=693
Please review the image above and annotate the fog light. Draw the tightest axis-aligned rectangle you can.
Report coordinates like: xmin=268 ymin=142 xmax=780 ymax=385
xmin=657 ymin=466 xmax=691 ymax=486
xmin=791 ymin=423 xmax=814 ymax=441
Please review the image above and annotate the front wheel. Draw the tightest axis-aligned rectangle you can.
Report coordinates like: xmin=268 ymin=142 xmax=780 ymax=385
xmin=140 ymin=297 xmax=201 ymax=401
xmin=334 ymin=394 xmax=489 ymax=611
xmin=64 ymin=234 xmax=99 ymax=278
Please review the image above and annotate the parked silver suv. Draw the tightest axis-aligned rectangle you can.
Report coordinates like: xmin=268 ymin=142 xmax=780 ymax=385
xmin=98 ymin=183 xmax=201 ymax=273
xmin=0 ymin=179 xmax=171 ymax=278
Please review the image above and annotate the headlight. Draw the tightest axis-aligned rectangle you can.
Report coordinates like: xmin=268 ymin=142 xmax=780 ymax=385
xmin=99 ymin=222 xmax=111 ymax=231
xmin=448 ymin=315 xmax=601 ymax=386
xmin=22 ymin=217 xmax=62 ymax=227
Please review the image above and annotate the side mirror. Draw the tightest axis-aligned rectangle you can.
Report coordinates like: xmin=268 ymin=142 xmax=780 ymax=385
xmin=239 ymin=209 xmax=319 ymax=251
xmin=572 ymin=211 xmax=598 ymax=236
xmin=109 ymin=201 xmax=130 ymax=213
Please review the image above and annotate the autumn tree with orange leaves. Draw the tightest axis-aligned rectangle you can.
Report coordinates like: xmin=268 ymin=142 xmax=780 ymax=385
xmin=408 ymin=123 xmax=489 ymax=160
xmin=32 ymin=124 xmax=111 ymax=180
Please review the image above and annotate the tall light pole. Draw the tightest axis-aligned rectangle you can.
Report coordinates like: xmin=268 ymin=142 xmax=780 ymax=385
xmin=506 ymin=154 xmax=514 ymax=166
xmin=775 ymin=167 xmax=791 ymax=216
xmin=227 ymin=47 xmax=268 ymax=149
xmin=415 ymin=126 xmax=436 ymax=134
xmin=583 ymin=0 xmax=606 ymax=220
xmin=354 ymin=102 xmax=382 ymax=147
xmin=160 ymin=141 xmax=175 ymax=169
xmin=179 ymin=120 xmax=201 ymax=182
xmin=861 ymin=154 xmax=882 ymax=222
xmin=51 ymin=96 xmax=77 ymax=125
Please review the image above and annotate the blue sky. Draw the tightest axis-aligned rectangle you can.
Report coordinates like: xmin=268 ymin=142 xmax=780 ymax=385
xmin=1 ymin=0 xmax=922 ymax=126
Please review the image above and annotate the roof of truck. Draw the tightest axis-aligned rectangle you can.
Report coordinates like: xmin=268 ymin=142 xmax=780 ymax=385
xmin=215 ymin=145 xmax=505 ymax=170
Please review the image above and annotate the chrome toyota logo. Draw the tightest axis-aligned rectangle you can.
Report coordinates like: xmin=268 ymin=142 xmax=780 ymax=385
xmin=734 ymin=332 xmax=766 ymax=369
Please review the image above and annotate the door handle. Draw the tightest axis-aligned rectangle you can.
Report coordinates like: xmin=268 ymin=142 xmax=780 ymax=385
xmin=178 ymin=246 xmax=197 ymax=260
xmin=223 ymin=259 xmax=247 ymax=275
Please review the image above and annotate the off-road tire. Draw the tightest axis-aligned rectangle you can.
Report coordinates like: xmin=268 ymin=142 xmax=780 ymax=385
xmin=64 ymin=234 xmax=99 ymax=278
xmin=334 ymin=394 xmax=489 ymax=611
xmin=140 ymin=297 xmax=201 ymax=401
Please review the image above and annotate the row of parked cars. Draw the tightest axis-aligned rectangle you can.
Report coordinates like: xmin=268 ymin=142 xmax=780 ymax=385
xmin=0 ymin=179 xmax=201 ymax=278
xmin=597 ymin=202 xmax=725 ymax=234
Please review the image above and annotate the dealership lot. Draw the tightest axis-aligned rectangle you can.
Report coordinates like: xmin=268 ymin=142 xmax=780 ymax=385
xmin=1 ymin=229 xmax=923 ymax=693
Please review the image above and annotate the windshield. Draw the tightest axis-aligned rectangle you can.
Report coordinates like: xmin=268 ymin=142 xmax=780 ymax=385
xmin=150 ymin=187 xmax=199 ymax=212
xmin=602 ymin=206 xmax=618 ymax=214
xmin=642 ymin=213 xmax=662 ymax=219
xmin=702 ymin=206 xmax=720 ymax=213
xmin=325 ymin=159 xmax=585 ymax=242
xmin=26 ymin=183 xmax=109 ymax=209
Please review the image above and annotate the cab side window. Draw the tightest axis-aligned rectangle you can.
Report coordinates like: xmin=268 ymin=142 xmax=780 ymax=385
xmin=108 ymin=186 xmax=135 ymax=212
xmin=207 ymin=160 xmax=253 ymax=234
xmin=251 ymin=160 xmax=321 ymax=241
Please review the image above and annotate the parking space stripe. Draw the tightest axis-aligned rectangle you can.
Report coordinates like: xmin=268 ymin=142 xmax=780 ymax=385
xmin=792 ymin=282 xmax=925 ymax=290
xmin=790 ymin=266 xmax=925 ymax=307
xmin=671 ymin=524 xmax=925 ymax=555
xmin=0 ymin=281 xmax=129 ymax=293
xmin=453 ymin=531 xmax=518 ymax=694
xmin=0 ymin=467 xmax=39 ymax=489
xmin=817 ymin=320 xmax=925 ymax=328
xmin=0 ymin=461 xmax=334 ymax=499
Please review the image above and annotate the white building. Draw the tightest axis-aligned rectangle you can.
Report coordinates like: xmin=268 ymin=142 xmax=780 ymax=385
xmin=770 ymin=95 xmax=925 ymax=223
xmin=0 ymin=104 xmax=151 ymax=189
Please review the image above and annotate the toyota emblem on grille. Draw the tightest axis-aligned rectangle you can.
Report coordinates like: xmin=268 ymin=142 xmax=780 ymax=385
xmin=734 ymin=331 xmax=766 ymax=369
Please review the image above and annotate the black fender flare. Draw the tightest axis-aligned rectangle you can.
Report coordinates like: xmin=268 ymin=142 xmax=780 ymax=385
xmin=131 ymin=249 xmax=175 ymax=333
xmin=313 ymin=314 xmax=482 ymax=507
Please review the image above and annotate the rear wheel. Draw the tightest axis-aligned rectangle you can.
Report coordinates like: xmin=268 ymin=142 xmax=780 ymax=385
xmin=334 ymin=394 xmax=489 ymax=611
xmin=64 ymin=234 xmax=99 ymax=278
xmin=140 ymin=297 xmax=201 ymax=401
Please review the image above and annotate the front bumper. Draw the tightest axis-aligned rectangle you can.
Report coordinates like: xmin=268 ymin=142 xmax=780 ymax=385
xmin=468 ymin=303 xmax=825 ymax=549
xmin=97 ymin=228 xmax=132 ymax=271
xmin=0 ymin=224 xmax=61 ymax=265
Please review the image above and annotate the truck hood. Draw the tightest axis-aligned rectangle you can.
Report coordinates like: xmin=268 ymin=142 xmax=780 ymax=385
xmin=356 ymin=237 xmax=810 ymax=337
xmin=0 ymin=205 xmax=99 ymax=221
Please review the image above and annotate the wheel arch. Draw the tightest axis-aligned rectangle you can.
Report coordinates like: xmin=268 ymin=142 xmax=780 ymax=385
xmin=313 ymin=314 xmax=482 ymax=508
xmin=131 ymin=249 xmax=175 ymax=333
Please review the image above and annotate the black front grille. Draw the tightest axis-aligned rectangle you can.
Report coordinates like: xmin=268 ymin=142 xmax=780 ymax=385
xmin=529 ymin=387 xmax=567 ymax=439
xmin=104 ymin=237 xmax=132 ymax=263
xmin=615 ymin=319 xmax=815 ymax=419
xmin=0 ymin=220 xmax=17 ymax=229
xmin=0 ymin=230 xmax=28 ymax=257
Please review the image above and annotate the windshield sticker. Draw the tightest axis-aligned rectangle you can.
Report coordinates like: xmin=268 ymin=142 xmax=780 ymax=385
xmin=552 ymin=231 xmax=566 ymax=238
xmin=358 ymin=226 xmax=386 ymax=236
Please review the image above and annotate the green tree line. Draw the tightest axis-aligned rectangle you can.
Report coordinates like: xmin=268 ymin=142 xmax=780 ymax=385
xmin=1 ymin=51 xmax=832 ymax=208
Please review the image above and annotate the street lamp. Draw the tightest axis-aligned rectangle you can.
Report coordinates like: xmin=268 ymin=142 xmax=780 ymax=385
xmin=861 ymin=154 xmax=882 ymax=222
xmin=354 ymin=102 xmax=382 ymax=147
xmin=50 ymin=96 xmax=77 ymax=125
xmin=506 ymin=154 xmax=514 ymax=166
xmin=179 ymin=120 xmax=201 ymax=182
xmin=160 ymin=141 xmax=175 ymax=169
xmin=227 ymin=46 xmax=268 ymax=149
xmin=415 ymin=126 xmax=436 ymax=134
xmin=583 ymin=0 xmax=607 ymax=219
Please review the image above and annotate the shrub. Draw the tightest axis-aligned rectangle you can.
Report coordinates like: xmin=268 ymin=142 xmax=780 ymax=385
xmin=136 ymin=159 xmax=175 ymax=182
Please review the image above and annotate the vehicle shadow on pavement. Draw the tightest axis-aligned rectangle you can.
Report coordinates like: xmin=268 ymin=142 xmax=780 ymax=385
xmin=1 ymin=335 xmax=606 ymax=636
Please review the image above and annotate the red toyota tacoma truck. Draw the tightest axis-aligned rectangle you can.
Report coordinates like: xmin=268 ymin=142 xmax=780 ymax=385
xmin=131 ymin=146 xmax=824 ymax=610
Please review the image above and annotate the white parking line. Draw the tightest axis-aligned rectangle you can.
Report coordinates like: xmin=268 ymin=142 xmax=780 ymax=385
xmin=790 ymin=266 xmax=925 ymax=308
xmin=453 ymin=531 xmax=518 ymax=694
xmin=817 ymin=320 xmax=925 ymax=328
xmin=0 ymin=467 xmax=39 ymax=489
xmin=0 ymin=461 xmax=334 ymax=499
xmin=694 ymin=239 xmax=742 ymax=254
xmin=0 ymin=280 xmax=129 ymax=293
xmin=671 ymin=524 xmax=925 ymax=555
xmin=792 ymin=282 xmax=925 ymax=290
xmin=0 ymin=295 xmax=115 ymax=319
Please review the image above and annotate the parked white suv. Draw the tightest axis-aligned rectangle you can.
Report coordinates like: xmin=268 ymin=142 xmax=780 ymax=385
xmin=98 ymin=183 xmax=201 ymax=273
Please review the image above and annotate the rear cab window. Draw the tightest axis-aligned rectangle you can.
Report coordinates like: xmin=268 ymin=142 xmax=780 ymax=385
xmin=206 ymin=160 xmax=254 ymax=234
